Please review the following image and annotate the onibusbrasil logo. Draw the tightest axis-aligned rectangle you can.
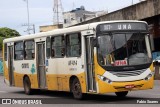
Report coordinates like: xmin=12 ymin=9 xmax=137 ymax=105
xmin=1 ymin=99 xmax=42 ymax=104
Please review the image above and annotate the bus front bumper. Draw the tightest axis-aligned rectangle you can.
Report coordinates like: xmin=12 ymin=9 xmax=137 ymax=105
xmin=98 ymin=76 xmax=154 ymax=94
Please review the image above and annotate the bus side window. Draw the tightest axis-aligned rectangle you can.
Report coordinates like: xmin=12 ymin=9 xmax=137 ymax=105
xmin=61 ymin=36 xmax=65 ymax=56
xmin=4 ymin=43 xmax=7 ymax=61
xmin=66 ymin=33 xmax=81 ymax=57
xmin=14 ymin=41 xmax=24 ymax=60
xmin=51 ymin=35 xmax=65 ymax=58
xmin=46 ymin=37 xmax=51 ymax=58
xmin=24 ymin=40 xmax=35 ymax=60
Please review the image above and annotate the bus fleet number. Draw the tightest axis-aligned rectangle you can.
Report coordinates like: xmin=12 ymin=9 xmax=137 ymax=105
xmin=68 ymin=60 xmax=77 ymax=66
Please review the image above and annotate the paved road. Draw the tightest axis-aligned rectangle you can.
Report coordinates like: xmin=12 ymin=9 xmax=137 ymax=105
xmin=0 ymin=75 xmax=159 ymax=107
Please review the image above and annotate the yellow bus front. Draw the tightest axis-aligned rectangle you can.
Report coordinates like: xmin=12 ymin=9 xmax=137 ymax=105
xmin=94 ymin=22 xmax=154 ymax=95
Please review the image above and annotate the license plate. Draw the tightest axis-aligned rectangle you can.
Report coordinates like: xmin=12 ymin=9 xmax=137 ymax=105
xmin=125 ymin=84 xmax=135 ymax=89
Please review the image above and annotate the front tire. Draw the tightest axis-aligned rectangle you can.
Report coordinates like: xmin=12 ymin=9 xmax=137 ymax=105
xmin=115 ymin=91 xmax=128 ymax=97
xmin=23 ymin=77 xmax=33 ymax=95
xmin=71 ymin=78 xmax=83 ymax=99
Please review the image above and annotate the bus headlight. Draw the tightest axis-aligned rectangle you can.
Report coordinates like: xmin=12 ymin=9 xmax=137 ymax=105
xmin=144 ymin=72 xmax=155 ymax=81
xmin=97 ymin=75 xmax=112 ymax=84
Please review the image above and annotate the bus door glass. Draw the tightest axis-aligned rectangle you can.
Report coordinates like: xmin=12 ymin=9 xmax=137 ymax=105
xmin=85 ymin=36 xmax=97 ymax=92
xmin=36 ymin=42 xmax=47 ymax=89
xmin=8 ymin=46 xmax=14 ymax=86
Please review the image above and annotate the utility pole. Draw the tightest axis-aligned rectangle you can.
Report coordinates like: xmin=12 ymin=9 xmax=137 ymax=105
xmin=26 ymin=0 xmax=30 ymax=34
xmin=22 ymin=24 xmax=35 ymax=34
xmin=53 ymin=0 xmax=63 ymax=25
xmin=33 ymin=24 xmax=35 ymax=34
xmin=22 ymin=0 xmax=35 ymax=34
xmin=23 ymin=0 xmax=30 ymax=34
xmin=23 ymin=0 xmax=35 ymax=34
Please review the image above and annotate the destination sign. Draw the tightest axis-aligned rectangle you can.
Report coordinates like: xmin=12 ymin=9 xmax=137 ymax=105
xmin=99 ymin=22 xmax=148 ymax=32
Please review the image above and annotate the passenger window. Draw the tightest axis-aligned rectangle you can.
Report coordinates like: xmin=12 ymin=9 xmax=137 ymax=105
xmin=14 ymin=41 xmax=24 ymax=60
xmin=46 ymin=37 xmax=51 ymax=58
xmin=24 ymin=40 xmax=35 ymax=59
xmin=51 ymin=36 xmax=65 ymax=58
xmin=66 ymin=33 xmax=81 ymax=57
xmin=4 ymin=44 xmax=7 ymax=61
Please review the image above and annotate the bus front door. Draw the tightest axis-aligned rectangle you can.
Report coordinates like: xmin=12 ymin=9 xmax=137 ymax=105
xmin=37 ymin=42 xmax=47 ymax=89
xmin=85 ymin=36 xmax=97 ymax=92
xmin=8 ymin=46 xmax=14 ymax=86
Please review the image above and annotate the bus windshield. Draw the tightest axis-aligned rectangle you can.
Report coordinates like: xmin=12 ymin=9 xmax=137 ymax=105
xmin=97 ymin=33 xmax=152 ymax=67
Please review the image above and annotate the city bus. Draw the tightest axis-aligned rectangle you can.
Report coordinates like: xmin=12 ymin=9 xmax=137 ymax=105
xmin=3 ymin=20 xmax=154 ymax=99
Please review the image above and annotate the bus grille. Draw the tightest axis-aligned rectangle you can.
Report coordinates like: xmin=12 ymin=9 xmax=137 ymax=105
xmin=109 ymin=69 xmax=146 ymax=77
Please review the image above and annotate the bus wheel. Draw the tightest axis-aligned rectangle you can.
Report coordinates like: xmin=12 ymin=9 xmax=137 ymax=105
xmin=23 ymin=77 xmax=33 ymax=95
xmin=115 ymin=91 xmax=128 ymax=97
xmin=72 ymin=78 xmax=83 ymax=99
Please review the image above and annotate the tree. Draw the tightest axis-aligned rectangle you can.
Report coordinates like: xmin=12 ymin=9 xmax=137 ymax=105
xmin=0 ymin=27 xmax=20 ymax=49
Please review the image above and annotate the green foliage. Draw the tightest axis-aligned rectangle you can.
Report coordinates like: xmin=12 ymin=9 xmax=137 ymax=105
xmin=0 ymin=27 xmax=20 ymax=37
xmin=0 ymin=27 xmax=20 ymax=49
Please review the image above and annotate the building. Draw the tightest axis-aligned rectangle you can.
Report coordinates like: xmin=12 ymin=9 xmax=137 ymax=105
xmin=39 ymin=6 xmax=107 ymax=31
xmin=95 ymin=10 xmax=108 ymax=17
xmin=63 ymin=6 xmax=97 ymax=28
xmin=39 ymin=24 xmax=63 ymax=32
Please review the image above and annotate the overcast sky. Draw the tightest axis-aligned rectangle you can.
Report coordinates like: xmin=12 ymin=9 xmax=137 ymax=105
xmin=0 ymin=0 xmax=142 ymax=35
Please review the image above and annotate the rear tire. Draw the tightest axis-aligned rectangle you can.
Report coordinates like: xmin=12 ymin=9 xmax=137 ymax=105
xmin=71 ymin=78 xmax=83 ymax=100
xmin=23 ymin=76 xmax=33 ymax=95
xmin=115 ymin=91 xmax=128 ymax=97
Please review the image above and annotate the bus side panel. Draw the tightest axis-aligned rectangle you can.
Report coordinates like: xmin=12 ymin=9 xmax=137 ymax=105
xmin=77 ymin=72 xmax=87 ymax=93
xmin=46 ymin=56 xmax=87 ymax=92
xmin=13 ymin=59 xmax=39 ymax=89
xmin=47 ymin=74 xmax=58 ymax=90
xmin=46 ymin=71 xmax=86 ymax=93
xmin=46 ymin=58 xmax=60 ymax=91
xmin=14 ymin=74 xmax=38 ymax=89
xmin=57 ymin=76 xmax=70 ymax=92
xmin=12 ymin=72 xmax=39 ymax=89
xmin=13 ymin=72 xmax=23 ymax=87
xmin=3 ymin=62 xmax=10 ymax=84
xmin=30 ymin=74 xmax=39 ymax=89
xmin=47 ymin=74 xmax=70 ymax=91
xmin=3 ymin=43 xmax=10 ymax=85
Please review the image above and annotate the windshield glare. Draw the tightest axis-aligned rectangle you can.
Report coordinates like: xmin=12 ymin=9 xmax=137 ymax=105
xmin=97 ymin=33 xmax=152 ymax=67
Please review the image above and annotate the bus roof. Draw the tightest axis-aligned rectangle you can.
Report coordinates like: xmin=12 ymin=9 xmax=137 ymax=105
xmin=3 ymin=20 xmax=147 ymax=43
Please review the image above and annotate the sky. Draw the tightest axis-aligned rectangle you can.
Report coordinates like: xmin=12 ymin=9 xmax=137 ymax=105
xmin=0 ymin=0 xmax=142 ymax=35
